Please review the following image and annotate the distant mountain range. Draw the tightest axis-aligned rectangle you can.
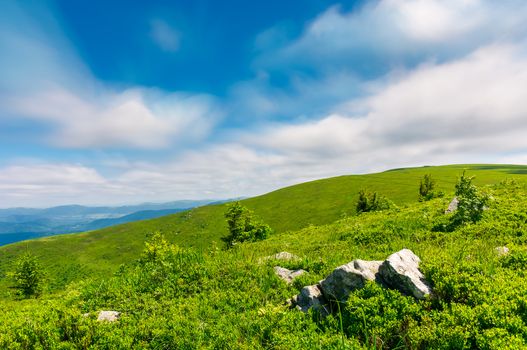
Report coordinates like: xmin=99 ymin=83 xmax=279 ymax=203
xmin=0 ymin=200 xmax=224 ymax=246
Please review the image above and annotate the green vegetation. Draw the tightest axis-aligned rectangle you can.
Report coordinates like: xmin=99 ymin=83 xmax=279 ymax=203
xmin=9 ymin=253 xmax=44 ymax=298
xmin=356 ymin=189 xmax=391 ymax=213
xmin=1 ymin=164 xmax=526 ymax=297
xmin=419 ymin=173 xmax=442 ymax=201
xmin=452 ymin=172 xmax=489 ymax=226
xmin=223 ymin=202 xmax=272 ymax=248
xmin=0 ymin=171 xmax=526 ymax=348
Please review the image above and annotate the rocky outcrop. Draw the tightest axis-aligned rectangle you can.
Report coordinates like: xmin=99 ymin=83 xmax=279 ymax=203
xmin=292 ymin=249 xmax=432 ymax=314
xmin=260 ymin=251 xmax=300 ymax=264
xmin=97 ymin=311 xmax=120 ymax=322
xmin=377 ymin=249 xmax=432 ymax=300
xmin=274 ymin=266 xmax=307 ymax=284
xmin=319 ymin=260 xmax=382 ymax=302
xmin=445 ymin=197 xmax=459 ymax=214
xmin=293 ymin=284 xmax=328 ymax=315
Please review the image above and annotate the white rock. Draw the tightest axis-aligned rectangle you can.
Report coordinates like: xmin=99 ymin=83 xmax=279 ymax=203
xmin=294 ymin=285 xmax=328 ymax=315
xmin=269 ymin=252 xmax=299 ymax=261
xmin=378 ymin=249 xmax=431 ymax=299
xmin=445 ymin=197 xmax=459 ymax=214
xmin=320 ymin=260 xmax=382 ymax=302
xmin=97 ymin=311 xmax=120 ymax=322
xmin=495 ymin=246 xmax=510 ymax=256
xmin=274 ymin=266 xmax=307 ymax=284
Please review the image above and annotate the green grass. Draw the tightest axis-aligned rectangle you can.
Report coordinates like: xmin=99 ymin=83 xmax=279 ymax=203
xmin=0 ymin=173 xmax=526 ymax=348
xmin=0 ymin=164 xmax=525 ymax=295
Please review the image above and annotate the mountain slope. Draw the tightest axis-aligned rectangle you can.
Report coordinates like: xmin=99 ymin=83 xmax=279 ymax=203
xmin=0 ymin=173 xmax=526 ymax=348
xmin=0 ymin=164 xmax=525 ymax=294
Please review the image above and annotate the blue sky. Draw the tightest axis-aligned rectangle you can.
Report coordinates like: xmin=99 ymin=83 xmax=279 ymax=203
xmin=1 ymin=0 xmax=527 ymax=207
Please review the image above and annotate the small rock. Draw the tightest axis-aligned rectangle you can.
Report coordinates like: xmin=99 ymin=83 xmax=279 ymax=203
xmin=269 ymin=252 xmax=299 ymax=261
xmin=445 ymin=197 xmax=459 ymax=214
xmin=259 ymin=251 xmax=300 ymax=264
xmin=294 ymin=285 xmax=328 ymax=315
xmin=320 ymin=260 xmax=382 ymax=302
xmin=274 ymin=266 xmax=307 ymax=284
xmin=495 ymin=246 xmax=510 ymax=256
xmin=378 ymin=249 xmax=431 ymax=300
xmin=97 ymin=311 xmax=120 ymax=322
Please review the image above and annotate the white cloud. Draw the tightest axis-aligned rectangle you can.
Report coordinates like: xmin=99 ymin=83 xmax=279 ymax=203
xmin=3 ymin=1 xmax=527 ymax=208
xmin=257 ymin=0 xmax=527 ymax=71
xmin=0 ymin=3 xmax=217 ymax=150
xmin=252 ymin=44 xmax=527 ymax=171
xmin=150 ymin=19 xmax=181 ymax=52
xmin=3 ymin=87 xmax=217 ymax=149
xmin=0 ymin=163 xmax=114 ymax=207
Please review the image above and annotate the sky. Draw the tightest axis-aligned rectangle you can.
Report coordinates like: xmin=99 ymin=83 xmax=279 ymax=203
xmin=1 ymin=0 xmax=527 ymax=208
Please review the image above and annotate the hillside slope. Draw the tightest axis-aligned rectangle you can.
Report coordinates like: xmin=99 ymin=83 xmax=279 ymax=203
xmin=0 ymin=164 xmax=525 ymax=294
xmin=0 ymin=174 xmax=526 ymax=348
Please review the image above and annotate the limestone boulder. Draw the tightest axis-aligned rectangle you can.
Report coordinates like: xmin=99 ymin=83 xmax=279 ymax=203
xmin=260 ymin=251 xmax=300 ymax=264
xmin=378 ymin=249 xmax=431 ymax=300
xmin=274 ymin=266 xmax=307 ymax=284
xmin=293 ymin=284 xmax=328 ymax=315
xmin=445 ymin=197 xmax=459 ymax=214
xmin=319 ymin=259 xmax=382 ymax=302
xmin=97 ymin=311 xmax=120 ymax=322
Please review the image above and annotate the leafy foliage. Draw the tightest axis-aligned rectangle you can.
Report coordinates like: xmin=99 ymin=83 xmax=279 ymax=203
xmin=0 ymin=166 xmax=527 ymax=348
xmin=9 ymin=253 xmax=44 ymax=298
xmin=222 ymin=202 xmax=272 ymax=247
xmin=356 ymin=190 xmax=391 ymax=213
xmin=450 ymin=172 xmax=489 ymax=228
xmin=419 ymin=174 xmax=443 ymax=201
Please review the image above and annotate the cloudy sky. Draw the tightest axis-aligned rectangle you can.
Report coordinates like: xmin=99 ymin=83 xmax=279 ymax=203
xmin=1 ymin=0 xmax=527 ymax=208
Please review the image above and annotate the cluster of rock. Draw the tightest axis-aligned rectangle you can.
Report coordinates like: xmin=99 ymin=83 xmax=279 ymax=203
xmin=83 ymin=310 xmax=120 ymax=322
xmin=291 ymin=249 xmax=432 ymax=315
xmin=445 ymin=197 xmax=459 ymax=214
xmin=266 ymin=251 xmax=308 ymax=284
xmin=274 ymin=266 xmax=307 ymax=284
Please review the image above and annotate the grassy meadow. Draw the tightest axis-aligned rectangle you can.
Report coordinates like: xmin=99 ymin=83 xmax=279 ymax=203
xmin=0 ymin=164 xmax=526 ymax=348
xmin=0 ymin=164 xmax=526 ymax=295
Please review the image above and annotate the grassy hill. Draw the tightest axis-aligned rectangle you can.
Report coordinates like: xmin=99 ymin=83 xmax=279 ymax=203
xmin=0 ymin=164 xmax=526 ymax=295
xmin=0 ymin=167 xmax=526 ymax=348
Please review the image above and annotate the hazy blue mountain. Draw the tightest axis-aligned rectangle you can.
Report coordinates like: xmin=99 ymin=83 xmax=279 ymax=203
xmin=79 ymin=208 xmax=186 ymax=231
xmin=0 ymin=200 xmax=222 ymax=246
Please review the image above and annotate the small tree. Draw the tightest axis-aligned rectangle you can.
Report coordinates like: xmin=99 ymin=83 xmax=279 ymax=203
xmin=356 ymin=190 xmax=391 ymax=213
xmin=223 ymin=202 xmax=272 ymax=247
xmin=450 ymin=172 xmax=488 ymax=227
xmin=10 ymin=253 xmax=44 ymax=298
xmin=419 ymin=174 xmax=436 ymax=201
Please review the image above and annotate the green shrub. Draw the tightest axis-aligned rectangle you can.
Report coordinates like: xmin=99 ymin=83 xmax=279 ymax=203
xmin=9 ymin=253 xmax=44 ymax=298
xmin=449 ymin=172 xmax=489 ymax=228
xmin=222 ymin=202 xmax=272 ymax=247
xmin=356 ymin=190 xmax=391 ymax=213
xmin=419 ymin=174 xmax=443 ymax=201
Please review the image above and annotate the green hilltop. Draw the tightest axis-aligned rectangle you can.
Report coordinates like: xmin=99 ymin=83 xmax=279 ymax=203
xmin=0 ymin=164 xmax=526 ymax=348
xmin=0 ymin=164 xmax=526 ymax=294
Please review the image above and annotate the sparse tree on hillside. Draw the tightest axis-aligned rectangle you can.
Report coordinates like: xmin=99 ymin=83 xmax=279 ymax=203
xmin=223 ymin=202 xmax=272 ymax=248
xmin=10 ymin=252 xmax=44 ymax=298
xmin=356 ymin=190 xmax=391 ymax=213
xmin=450 ymin=172 xmax=488 ymax=227
xmin=419 ymin=174 xmax=437 ymax=201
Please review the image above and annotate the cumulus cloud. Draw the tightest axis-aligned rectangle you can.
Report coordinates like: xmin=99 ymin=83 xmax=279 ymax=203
xmin=252 ymin=44 xmax=527 ymax=171
xmin=0 ymin=3 xmax=217 ymax=150
xmin=3 ymin=87 xmax=217 ymax=149
xmin=3 ymin=0 xmax=527 ymax=208
xmin=257 ymin=0 xmax=527 ymax=73
xmin=0 ymin=163 xmax=113 ymax=207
